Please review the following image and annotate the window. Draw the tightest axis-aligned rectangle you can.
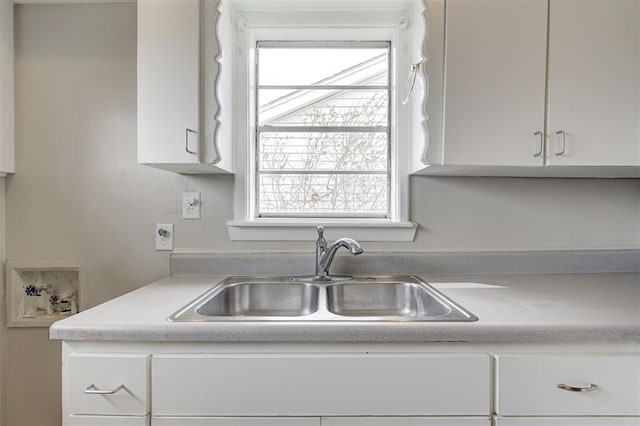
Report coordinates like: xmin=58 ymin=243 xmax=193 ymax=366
xmin=256 ymin=41 xmax=391 ymax=218
xmin=221 ymin=0 xmax=426 ymax=241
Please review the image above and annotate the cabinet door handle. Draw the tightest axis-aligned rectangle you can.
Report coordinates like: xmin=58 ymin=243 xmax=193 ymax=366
xmin=558 ymin=383 xmax=598 ymax=392
xmin=84 ymin=384 xmax=125 ymax=395
xmin=185 ymin=128 xmax=197 ymax=155
xmin=555 ymin=130 xmax=566 ymax=156
xmin=533 ymin=131 xmax=543 ymax=157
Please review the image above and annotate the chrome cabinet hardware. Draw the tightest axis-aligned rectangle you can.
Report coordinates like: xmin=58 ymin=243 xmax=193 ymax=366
xmin=185 ymin=128 xmax=197 ymax=155
xmin=84 ymin=384 xmax=125 ymax=395
xmin=402 ymin=60 xmax=424 ymax=105
xmin=555 ymin=130 xmax=566 ymax=156
xmin=558 ymin=383 xmax=598 ymax=392
xmin=533 ymin=131 xmax=543 ymax=157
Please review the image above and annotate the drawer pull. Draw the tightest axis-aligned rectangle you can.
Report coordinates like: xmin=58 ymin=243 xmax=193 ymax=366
xmin=84 ymin=384 xmax=125 ymax=395
xmin=558 ymin=383 xmax=599 ymax=392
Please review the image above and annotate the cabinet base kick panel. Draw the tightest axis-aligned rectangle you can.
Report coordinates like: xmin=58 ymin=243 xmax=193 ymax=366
xmin=494 ymin=418 xmax=640 ymax=426
xmin=322 ymin=418 xmax=491 ymax=426
xmin=152 ymin=354 xmax=490 ymax=416
xmin=153 ymin=418 xmax=319 ymax=426
xmin=153 ymin=418 xmax=491 ymax=426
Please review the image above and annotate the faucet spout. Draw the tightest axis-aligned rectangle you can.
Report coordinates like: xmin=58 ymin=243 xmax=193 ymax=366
xmin=314 ymin=226 xmax=363 ymax=280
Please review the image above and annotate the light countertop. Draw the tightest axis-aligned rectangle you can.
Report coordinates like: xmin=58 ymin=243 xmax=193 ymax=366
xmin=49 ymin=273 xmax=640 ymax=343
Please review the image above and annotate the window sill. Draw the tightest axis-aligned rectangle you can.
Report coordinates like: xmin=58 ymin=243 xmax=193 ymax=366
xmin=227 ymin=219 xmax=417 ymax=242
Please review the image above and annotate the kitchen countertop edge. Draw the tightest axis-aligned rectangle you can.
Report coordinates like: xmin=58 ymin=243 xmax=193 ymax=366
xmin=49 ymin=273 xmax=640 ymax=343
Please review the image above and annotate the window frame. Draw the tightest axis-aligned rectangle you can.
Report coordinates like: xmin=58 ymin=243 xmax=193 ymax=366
xmin=223 ymin=1 xmax=422 ymax=241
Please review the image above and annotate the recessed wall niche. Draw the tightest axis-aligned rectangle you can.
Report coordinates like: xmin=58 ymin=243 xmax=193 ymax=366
xmin=6 ymin=262 xmax=86 ymax=327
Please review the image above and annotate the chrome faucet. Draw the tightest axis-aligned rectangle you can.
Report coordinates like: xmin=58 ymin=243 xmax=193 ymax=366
xmin=314 ymin=226 xmax=363 ymax=280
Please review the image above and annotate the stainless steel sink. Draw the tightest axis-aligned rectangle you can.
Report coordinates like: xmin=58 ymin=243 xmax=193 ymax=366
xmin=197 ymin=281 xmax=319 ymax=317
xmin=326 ymin=281 xmax=452 ymax=318
xmin=169 ymin=275 xmax=477 ymax=322
xmin=169 ymin=278 xmax=320 ymax=321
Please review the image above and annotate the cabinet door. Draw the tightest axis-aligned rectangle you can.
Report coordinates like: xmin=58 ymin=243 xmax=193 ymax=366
xmin=152 ymin=418 xmax=320 ymax=426
xmin=443 ymin=0 xmax=547 ymax=166
xmin=547 ymin=0 xmax=640 ymax=166
xmin=137 ymin=0 xmax=200 ymax=166
xmin=322 ymin=418 xmax=490 ymax=426
xmin=495 ymin=418 xmax=640 ymax=426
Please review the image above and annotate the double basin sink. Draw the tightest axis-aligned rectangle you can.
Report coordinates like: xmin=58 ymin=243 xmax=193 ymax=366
xmin=169 ymin=275 xmax=477 ymax=322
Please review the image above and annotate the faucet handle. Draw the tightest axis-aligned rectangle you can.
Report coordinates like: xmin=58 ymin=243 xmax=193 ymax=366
xmin=316 ymin=226 xmax=324 ymax=238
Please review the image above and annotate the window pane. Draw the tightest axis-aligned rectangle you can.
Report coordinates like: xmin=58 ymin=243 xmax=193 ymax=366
xmin=259 ymin=89 xmax=388 ymax=127
xmin=258 ymin=46 xmax=389 ymax=87
xmin=258 ymin=173 xmax=388 ymax=216
xmin=259 ymin=132 xmax=388 ymax=171
xmin=255 ymin=41 xmax=391 ymax=219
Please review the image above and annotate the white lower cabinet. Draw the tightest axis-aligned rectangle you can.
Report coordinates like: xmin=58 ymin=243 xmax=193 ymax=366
xmin=61 ymin=342 xmax=640 ymax=426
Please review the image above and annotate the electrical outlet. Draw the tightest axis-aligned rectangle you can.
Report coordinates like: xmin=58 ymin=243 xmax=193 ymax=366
xmin=155 ymin=223 xmax=174 ymax=251
xmin=182 ymin=192 xmax=201 ymax=219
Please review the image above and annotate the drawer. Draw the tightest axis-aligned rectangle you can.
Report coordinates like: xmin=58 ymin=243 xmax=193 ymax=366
xmin=65 ymin=354 xmax=150 ymax=416
xmin=66 ymin=415 xmax=150 ymax=426
xmin=496 ymin=354 xmax=640 ymax=416
xmin=152 ymin=354 xmax=490 ymax=416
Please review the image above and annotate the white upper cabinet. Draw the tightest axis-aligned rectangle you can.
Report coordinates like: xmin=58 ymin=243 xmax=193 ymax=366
xmin=441 ymin=0 xmax=548 ymax=167
xmin=0 ymin=0 xmax=15 ymax=175
xmin=420 ymin=0 xmax=640 ymax=176
xmin=137 ymin=0 xmax=232 ymax=174
xmin=547 ymin=0 xmax=640 ymax=166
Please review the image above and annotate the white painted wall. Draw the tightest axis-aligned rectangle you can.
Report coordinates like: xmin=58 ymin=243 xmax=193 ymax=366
xmin=0 ymin=179 xmax=7 ymax=426
xmin=4 ymin=3 xmax=640 ymax=426
xmin=0 ymin=0 xmax=12 ymax=424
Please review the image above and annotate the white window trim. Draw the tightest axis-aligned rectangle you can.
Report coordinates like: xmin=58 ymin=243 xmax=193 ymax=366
xmin=220 ymin=0 xmax=426 ymax=242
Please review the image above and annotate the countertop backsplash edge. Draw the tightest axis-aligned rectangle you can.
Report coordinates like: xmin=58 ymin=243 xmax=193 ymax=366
xmin=170 ymin=249 xmax=640 ymax=276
